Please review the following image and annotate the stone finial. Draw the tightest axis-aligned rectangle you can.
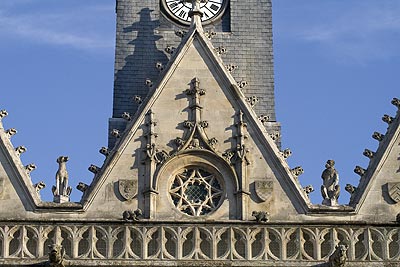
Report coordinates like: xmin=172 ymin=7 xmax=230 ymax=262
xmin=291 ymin=166 xmax=304 ymax=177
xmin=328 ymin=244 xmax=348 ymax=267
xmin=165 ymin=45 xmax=176 ymax=55
xmin=15 ymin=146 xmax=27 ymax=156
xmin=363 ymin=149 xmax=375 ymax=159
xmin=111 ymin=129 xmax=121 ymax=138
xmin=382 ymin=114 xmax=394 ymax=124
xmin=372 ymin=132 xmax=384 ymax=141
xmin=354 ymin=166 xmax=366 ymax=176
xmin=0 ymin=110 xmax=8 ymax=120
xmin=88 ymin=164 xmax=101 ymax=174
xmin=122 ymin=112 xmax=131 ymax=121
xmin=99 ymin=147 xmax=110 ymax=157
xmin=252 ymin=211 xmax=269 ymax=223
xmin=77 ymin=182 xmax=89 ymax=192
xmin=123 ymin=209 xmax=143 ymax=222
xmin=52 ymin=156 xmax=72 ymax=203
xmin=321 ymin=160 xmax=340 ymax=206
xmin=25 ymin=164 xmax=36 ymax=174
xmin=155 ymin=62 xmax=164 ymax=72
xmin=281 ymin=148 xmax=292 ymax=159
xmin=34 ymin=181 xmax=46 ymax=193
xmin=48 ymin=243 xmax=65 ymax=267
xmin=5 ymin=128 xmax=17 ymax=138
xmin=392 ymin=97 xmax=400 ymax=109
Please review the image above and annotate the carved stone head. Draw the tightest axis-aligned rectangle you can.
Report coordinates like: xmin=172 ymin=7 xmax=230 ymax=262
xmin=48 ymin=243 xmax=65 ymax=265
xmin=56 ymin=156 xmax=69 ymax=164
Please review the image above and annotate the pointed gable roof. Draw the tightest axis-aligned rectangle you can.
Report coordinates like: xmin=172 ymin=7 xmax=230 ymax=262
xmin=349 ymin=98 xmax=400 ymax=213
xmin=80 ymin=9 xmax=311 ymax=214
xmin=0 ymin=112 xmax=40 ymax=212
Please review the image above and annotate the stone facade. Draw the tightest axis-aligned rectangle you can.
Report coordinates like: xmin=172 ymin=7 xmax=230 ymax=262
xmin=110 ymin=0 xmax=279 ymax=148
xmin=0 ymin=1 xmax=399 ymax=266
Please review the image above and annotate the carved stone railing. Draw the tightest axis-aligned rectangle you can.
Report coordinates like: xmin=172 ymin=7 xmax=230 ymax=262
xmin=0 ymin=222 xmax=399 ymax=265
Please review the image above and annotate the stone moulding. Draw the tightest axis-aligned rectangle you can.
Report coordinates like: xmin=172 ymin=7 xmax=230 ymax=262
xmin=0 ymin=222 xmax=399 ymax=266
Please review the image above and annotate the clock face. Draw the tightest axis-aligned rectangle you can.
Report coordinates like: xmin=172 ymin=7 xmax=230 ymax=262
xmin=162 ymin=0 xmax=227 ymax=25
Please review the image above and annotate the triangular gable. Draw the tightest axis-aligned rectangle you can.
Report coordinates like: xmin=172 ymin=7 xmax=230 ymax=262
xmin=80 ymin=18 xmax=311 ymax=218
xmin=350 ymin=100 xmax=400 ymax=217
xmin=0 ymin=114 xmax=40 ymax=214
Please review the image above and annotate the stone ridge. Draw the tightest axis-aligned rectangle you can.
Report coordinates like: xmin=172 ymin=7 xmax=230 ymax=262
xmin=110 ymin=0 xmax=278 ymax=148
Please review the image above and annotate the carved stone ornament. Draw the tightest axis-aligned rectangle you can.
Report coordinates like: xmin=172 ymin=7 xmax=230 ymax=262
xmin=254 ymin=180 xmax=274 ymax=202
xmin=48 ymin=243 xmax=65 ymax=267
xmin=388 ymin=182 xmax=400 ymax=203
xmin=328 ymin=244 xmax=348 ymax=267
xmin=252 ymin=211 xmax=269 ymax=223
xmin=118 ymin=179 xmax=137 ymax=200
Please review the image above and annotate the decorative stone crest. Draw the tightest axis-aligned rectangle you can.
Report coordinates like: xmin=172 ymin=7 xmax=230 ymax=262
xmin=254 ymin=180 xmax=274 ymax=202
xmin=388 ymin=182 xmax=400 ymax=203
xmin=118 ymin=179 xmax=137 ymax=200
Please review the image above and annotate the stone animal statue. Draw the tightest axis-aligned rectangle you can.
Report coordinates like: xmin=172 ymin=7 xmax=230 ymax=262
xmin=321 ymin=160 xmax=340 ymax=206
xmin=52 ymin=156 xmax=70 ymax=197
xmin=328 ymin=244 xmax=348 ymax=267
xmin=252 ymin=211 xmax=269 ymax=223
xmin=123 ymin=209 xmax=143 ymax=222
xmin=48 ymin=244 xmax=65 ymax=267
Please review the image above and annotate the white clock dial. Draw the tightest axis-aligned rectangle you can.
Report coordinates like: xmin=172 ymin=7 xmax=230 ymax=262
xmin=163 ymin=0 xmax=226 ymax=24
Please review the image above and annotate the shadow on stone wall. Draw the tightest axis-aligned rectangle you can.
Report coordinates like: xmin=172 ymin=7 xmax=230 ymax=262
xmin=110 ymin=8 xmax=169 ymax=148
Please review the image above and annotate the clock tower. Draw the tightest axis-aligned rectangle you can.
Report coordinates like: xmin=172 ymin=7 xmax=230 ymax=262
xmin=110 ymin=0 xmax=279 ymax=147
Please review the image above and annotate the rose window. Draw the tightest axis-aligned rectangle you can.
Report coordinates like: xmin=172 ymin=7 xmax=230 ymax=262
xmin=169 ymin=168 xmax=224 ymax=216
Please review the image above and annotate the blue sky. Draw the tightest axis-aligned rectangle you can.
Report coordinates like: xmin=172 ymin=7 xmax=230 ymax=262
xmin=0 ymin=0 xmax=399 ymax=204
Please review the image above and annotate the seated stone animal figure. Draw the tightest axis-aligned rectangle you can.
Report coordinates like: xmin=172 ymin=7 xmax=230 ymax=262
xmin=329 ymin=244 xmax=348 ymax=267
